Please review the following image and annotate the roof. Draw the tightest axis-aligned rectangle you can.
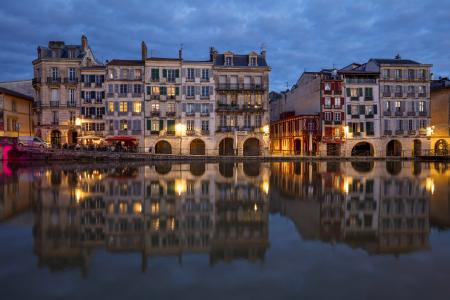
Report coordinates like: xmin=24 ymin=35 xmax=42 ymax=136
xmin=214 ymin=54 xmax=268 ymax=67
xmin=80 ymin=65 xmax=106 ymax=70
xmin=0 ymin=80 xmax=33 ymax=98
xmin=146 ymin=57 xmax=180 ymax=62
xmin=369 ymin=58 xmax=420 ymax=65
xmin=107 ymin=59 xmax=143 ymax=66
xmin=339 ymin=63 xmax=379 ymax=75
xmin=0 ymin=87 xmax=34 ymax=101
xmin=37 ymin=43 xmax=85 ymax=60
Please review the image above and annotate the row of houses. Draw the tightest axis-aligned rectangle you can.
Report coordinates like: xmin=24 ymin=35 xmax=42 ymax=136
xmin=269 ymin=58 xmax=450 ymax=157
xmin=31 ymin=35 xmax=271 ymax=155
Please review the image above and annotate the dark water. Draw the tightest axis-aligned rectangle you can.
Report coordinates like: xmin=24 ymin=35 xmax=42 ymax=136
xmin=1 ymin=160 xmax=450 ymax=300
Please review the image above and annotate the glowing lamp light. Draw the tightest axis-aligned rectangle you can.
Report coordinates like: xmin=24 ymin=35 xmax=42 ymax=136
xmin=426 ymin=126 xmax=434 ymax=137
xmin=175 ymin=178 xmax=187 ymax=196
xmin=262 ymin=125 xmax=270 ymax=135
xmin=425 ymin=177 xmax=435 ymax=195
xmin=261 ymin=181 xmax=269 ymax=194
xmin=175 ymin=123 xmax=186 ymax=137
xmin=75 ymin=117 xmax=82 ymax=126
xmin=75 ymin=188 xmax=83 ymax=203
xmin=254 ymin=203 xmax=258 ymax=212
xmin=133 ymin=202 xmax=143 ymax=215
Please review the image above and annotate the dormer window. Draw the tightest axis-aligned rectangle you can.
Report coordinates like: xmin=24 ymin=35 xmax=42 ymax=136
xmin=225 ymin=56 xmax=232 ymax=66
xmin=250 ymin=56 xmax=257 ymax=66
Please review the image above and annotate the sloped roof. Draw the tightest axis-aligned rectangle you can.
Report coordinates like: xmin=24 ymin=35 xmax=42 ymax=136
xmin=0 ymin=80 xmax=34 ymax=98
xmin=107 ymin=59 xmax=143 ymax=66
xmin=0 ymin=86 xmax=33 ymax=101
xmin=214 ymin=54 xmax=268 ymax=67
xmin=370 ymin=58 xmax=420 ymax=65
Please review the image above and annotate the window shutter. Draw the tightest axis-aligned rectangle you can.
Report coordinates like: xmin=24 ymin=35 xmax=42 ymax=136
xmin=81 ymin=75 xmax=85 ymax=82
xmin=101 ymin=91 xmax=105 ymax=99
xmin=175 ymin=87 xmax=179 ymax=96
xmin=162 ymin=69 xmax=167 ymax=78
xmin=341 ymin=112 xmax=344 ymax=120
xmin=358 ymin=88 xmax=363 ymax=96
xmin=359 ymin=105 xmax=365 ymax=115
xmin=114 ymin=102 xmax=119 ymax=112
xmin=146 ymin=86 xmax=151 ymax=95
xmin=147 ymin=119 xmax=151 ymax=130
xmin=114 ymin=120 xmax=119 ymax=130
xmin=81 ymin=107 xmax=85 ymax=115
xmin=346 ymin=88 xmax=350 ymax=97
xmin=373 ymin=104 xmax=377 ymax=114
xmin=161 ymin=86 xmax=167 ymax=96
xmin=360 ymin=122 xmax=364 ymax=132
xmin=347 ymin=105 xmax=351 ymax=114
xmin=159 ymin=120 xmax=164 ymax=131
xmin=175 ymin=69 xmax=180 ymax=78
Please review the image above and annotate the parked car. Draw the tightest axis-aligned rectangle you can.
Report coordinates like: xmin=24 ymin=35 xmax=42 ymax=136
xmin=17 ymin=136 xmax=49 ymax=149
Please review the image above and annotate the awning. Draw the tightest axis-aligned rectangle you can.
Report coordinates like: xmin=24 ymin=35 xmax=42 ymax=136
xmin=78 ymin=135 xmax=103 ymax=140
xmin=105 ymin=136 xmax=138 ymax=143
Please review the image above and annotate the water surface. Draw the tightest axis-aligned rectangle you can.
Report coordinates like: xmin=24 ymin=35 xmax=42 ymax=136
xmin=1 ymin=161 xmax=450 ymax=300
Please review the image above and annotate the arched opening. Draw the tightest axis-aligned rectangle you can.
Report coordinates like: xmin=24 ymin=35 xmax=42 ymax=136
xmin=68 ymin=130 xmax=78 ymax=145
xmin=351 ymin=161 xmax=374 ymax=173
xmin=413 ymin=139 xmax=422 ymax=156
xmin=155 ymin=140 xmax=172 ymax=154
xmin=219 ymin=138 xmax=234 ymax=156
xmin=190 ymin=163 xmax=206 ymax=176
xmin=386 ymin=140 xmax=402 ymax=157
xmin=243 ymin=138 xmax=261 ymax=156
xmin=327 ymin=144 xmax=341 ymax=156
xmin=351 ymin=142 xmax=374 ymax=156
xmin=155 ymin=163 xmax=172 ymax=175
xmin=190 ymin=139 xmax=206 ymax=155
xmin=294 ymin=139 xmax=301 ymax=155
xmin=243 ymin=162 xmax=260 ymax=177
xmin=50 ymin=130 xmax=61 ymax=147
xmin=386 ymin=161 xmax=402 ymax=175
xmin=219 ymin=162 xmax=234 ymax=178
xmin=435 ymin=139 xmax=448 ymax=155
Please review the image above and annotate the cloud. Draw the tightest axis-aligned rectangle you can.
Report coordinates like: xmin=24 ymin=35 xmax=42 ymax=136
xmin=0 ymin=0 xmax=449 ymax=90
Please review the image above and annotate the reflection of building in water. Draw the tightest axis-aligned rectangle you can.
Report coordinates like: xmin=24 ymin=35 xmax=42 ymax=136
xmin=429 ymin=163 xmax=450 ymax=228
xmin=31 ymin=162 xmax=269 ymax=275
xmin=270 ymin=161 xmax=432 ymax=254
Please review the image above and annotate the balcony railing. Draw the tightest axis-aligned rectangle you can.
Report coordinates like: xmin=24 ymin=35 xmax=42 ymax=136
xmin=32 ymin=78 xmax=41 ymax=85
xmin=395 ymin=130 xmax=404 ymax=135
xmin=151 ymin=111 xmax=160 ymax=117
xmin=51 ymin=120 xmax=59 ymax=126
xmin=383 ymin=110 xmax=391 ymax=116
xmin=345 ymin=78 xmax=377 ymax=84
xmin=50 ymin=101 xmax=60 ymax=107
xmin=63 ymin=78 xmax=78 ymax=84
xmin=419 ymin=111 xmax=428 ymax=116
xmin=364 ymin=96 xmax=373 ymax=101
xmin=201 ymin=130 xmax=210 ymax=135
xmin=384 ymin=130 xmax=392 ymax=136
xmin=321 ymin=136 xmax=343 ymax=143
xmin=67 ymin=101 xmax=77 ymax=107
xmin=395 ymin=111 xmax=403 ymax=116
xmin=166 ymin=111 xmax=176 ymax=117
xmin=408 ymin=130 xmax=417 ymax=135
xmin=407 ymin=92 xmax=415 ymax=97
xmin=216 ymin=126 xmax=239 ymax=132
xmin=382 ymin=92 xmax=391 ymax=97
xmin=150 ymin=95 xmax=160 ymax=100
xmin=132 ymin=92 xmax=142 ymax=97
xmin=47 ymin=77 xmax=61 ymax=84
xmin=407 ymin=111 xmax=416 ymax=116
xmin=395 ymin=92 xmax=403 ymax=97
xmin=216 ymin=83 xmax=265 ymax=91
xmin=216 ymin=103 xmax=240 ymax=111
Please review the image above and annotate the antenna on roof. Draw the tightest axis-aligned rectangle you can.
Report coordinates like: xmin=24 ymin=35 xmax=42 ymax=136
xmin=395 ymin=53 xmax=401 ymax=59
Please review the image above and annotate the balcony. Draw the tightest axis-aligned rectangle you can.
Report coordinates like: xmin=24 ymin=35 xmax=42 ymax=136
xmin=51 ymin=120 xmax=59 ymax=126
xmin=408 ymin=130 xmax=417 ymax=135
xmin=324 ymin=120 xmax=332 ymax=125
xmin=151 ymin=111 xmax=160 ymax=117
xmin=166 ymin=111 xmax=176 ymax=117
xmin=419 ymin=111 xmax=428 ymax=116
xmin=118 ymin=93 xmax=128 ymax=98
xmin=324 ymin=90 xmax=332 ymax=95
xmin=150 ymin=130 xmax=160 ymax=135
xmin=47 ymin=77 xmax=61 ymax=85
xmin=32 ymin=78 xmax=41 ymax=85
xmin=407 ymin=111 xmax=416 ymax=116
xmin=242 ymin=104 xmax=264 ymax=111
xmin=166 ymin=130 xmax=175 ymax=136
xmin=419 ymin=128 xmax=427 ymax=136
xmin=216 ymin=103 xmax=240 ymax=112
xmin=96 ymin=82 xmax=103 ymax=87
xmin=395 ymin=130 xmax=404 ymax=135
xmin=364 ymin=96 xmax=373 ymax=101
xmin=107 ymin=92 xmax=115 ymax=97
xmin=186 ymin=130 xmax=196 ymax=136
xmin=151 ymin=77 xmax=159 ymax=82
xmin=418 ymin=93 xmax=427 ymax=98
xmin=345 ymin=78 xmax=377 ymax=84
xmin=365 ymin=114 xmax=374 ymax=119
xmin=150 ymin=95 xmax=160 ymax=100
xmin=383 ymin=110 xmax=391 ymax=116
xmin=350 ymin=96 xmax=359 ymax=101
xmin=321 ymin=136 xmax=343 ymax=143
xmin=118 ymin=130 xmax=129 ymax=135
xmin=201 ymin=130 xmax=210 ymax=135
xmin=67 ymin=101 xmax=77 ymax=107
xmin=382 ymin=92 xmax=391 ymax=97
xmin=384 ymin=130 xmax=392 ymax=136
xmin=63 ymin=77 xmax=78 ymax=84
xmin=50 ymin=101 xmax=60 ymax=107
xmin=395 ymin=92 xmax=403 ymax=97
xmin=394 ymin=111 xmax=403 ymax=116
xmin=131 ymin=130 xmax=142 ymax=135
xmin=200 ymin=112 xmax=210 ymax=117
xmin=132 ymin=92 xmax=142 ymax=97
xmin=407 ymin=92 xmax=415 ymax=97
xmin=351 ymin=115 xmax=360 ymax=119
xmin=216 ymin=83 xmax=265 ymax=92
xmin=83 ymin=82 xmax=91 ymax=88
xmin=185 ymin=112 xmax=195 ymax=117
xmin=216 ymin=126 xmax=239 ymax=132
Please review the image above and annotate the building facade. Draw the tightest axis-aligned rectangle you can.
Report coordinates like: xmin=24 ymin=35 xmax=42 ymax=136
xmin=32 ymin=35 xmax=100 ymax=146
xmin=0 ymin=87 xmax=33 ymax=137
xmin=430 ymin=78 xmax=450 ymax=155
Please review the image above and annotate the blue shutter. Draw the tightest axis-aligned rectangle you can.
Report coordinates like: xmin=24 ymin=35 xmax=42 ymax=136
xmin=114 ymin=120 xmax=119 ymax=130
xmin=147 ymin=119 xmax=151 ymax=130
xmin=114 ymin=102 xmax=119 ymax=112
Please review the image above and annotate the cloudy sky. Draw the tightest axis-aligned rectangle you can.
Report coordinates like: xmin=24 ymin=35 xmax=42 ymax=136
xmin=1 ymin=0 xmax=449 ymax=91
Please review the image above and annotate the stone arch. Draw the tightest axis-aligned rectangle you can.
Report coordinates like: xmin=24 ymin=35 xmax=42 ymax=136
xmin=386 ymin=140 xmax=402 ymax=157
xmin=190 ymin=139 xmax=206 ymax=155
xmin=155 ymin=140 xmax=172 ymax=154
xmin=190 ymin=162 xmax=206 ymax=176
xmin=413 ymin=139 xmax=422 ymax=156
xmin=243 ymin=137 xmax=261 ymax=156
xmin=386 ymin=161 xmax=402 ymax=175
xmin=219 ymin=138 xmax=234 ymax=156
xmin=155 ymin=163 xmax=172 ymax=175
xmin=351 ymin=142 xmax=374 ymax=156
xmin=219 ymin=162 xmax=234 ymax=178
xmin=294 ymin=138 xmax=302 ymax=155
xmin=243 ymin=162 xmax=261 ymax=177
xmin=435 ymin=139 xmax=448 ymax=155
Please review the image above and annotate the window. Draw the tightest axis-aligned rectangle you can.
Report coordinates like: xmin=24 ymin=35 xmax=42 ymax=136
xmin=201 ymin=69 xmax=209 ymax=80
xmin=120 ymin=120 xmax=128 ymax=130
xmin=51 ymin=89 xmax=59 ymax=102
xmin=119 ymin=84 xmax=128 ymax=94
xmin=324 ymin=111 xmax=332 ymax=121
xmin=255 ymin=114 xmax=262 ymax=127
xmin=324 ymin=97 xmax=331 ymax=108
xmin=366 ymin=122 xmax=374 ymax=135
xmin=167 ymin=69 xmax=177 ymax=81
xmin=365 ymin=87 xmax=373 ymax=98
xmin=151 ymin=103 xmax=159 ymax=112
xmin=351 ymin=105 xmax=359 ymax=115
xmin=244 ymin=114 xmax=251 ymax=127
xmin=419 ymin=119 xmax=427 ymax=128
xmin=419 ymin=101 xmax=425 ymax=112
xmin=418 ymin=69 xmax=426 ymax=79
xmin=395 ymin=101 xmax=401 ymax=112
xmin=108 ymin=102 xmax=114 ymax=112
xmin=187 ymin=68 xmax=195 ymax=80
xmin=395 ymin=69 xmax=402 ymax=79
xmin=382 ymin=69 xmax=390 ymax=79
xmin=201 ymin=86 xmax=210 ymax=97
xmin=119 ymin=101 xmax=128 ymax=112
xmin=250 ymin=57 xmax=257 ymax=66
xmin=186 ymin=103 xmax=195 ymax=114
xmin=409 ymin=119 xmax=414 ymax=131
xmin=395 ymin=85 xmax=402 ymax=95
xmin=69 ymin=89 xmax=75 ymax=103
xmin=225 ymin=56 xmax=232 ymax=66
xmin=201 ymin=104 xmax=209 ymax=114
xmin=133 ymin=84 xmax=142 ymax=94
xmin=52 ymin=67 xmax=58 ymax=80
xmin=324 ymin=83 xmax=331 ymax=91
xmin=151 ymin=86 xmax=160 ymax=95
xmin=187 ymin=120 xmax=195 ymax=131
xmin=335 ymin=112 xmax=341 ymax=121
xmin=167 ymin=86 xmax=176 ymax=97
xmin=385 ymin=101 xmax=391 ymax=111
xmin=11 ymin=101 xmax=16 ymax=112
xmin=365 ymin=105 xmax=374 ymax=115
xmin=408 ymin=69 xmax=415 ymax=79
xmin=384 ymin=119 xmax=390 ymax=130
xmin=168 ymin=103 xmax=175 ymax=113
xmin=187 ymin=86 xmax=195 ymax=97
xmin=68 ymin=68 xmax=76 ymax=80
xmin=133 ymin=102 xmax=141 ymax=113
xmin=334 ymin=97 xmax=341 ymax=108
xmin=349 ymin=88 xmax=359 ymax=97
xmin=151 ymin=69 xmax=159 ymax=80
xmin=134 ymin=69 xmax=142 ymax=80
xmin=151 ymin=121 xmax=159 ymax=132
xmin=418 ymin=86 xmax=426 ymax=96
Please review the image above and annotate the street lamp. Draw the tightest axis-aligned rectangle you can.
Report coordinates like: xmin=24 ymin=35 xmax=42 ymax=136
xmin=175 ymin=123 xmax=186 ymax=155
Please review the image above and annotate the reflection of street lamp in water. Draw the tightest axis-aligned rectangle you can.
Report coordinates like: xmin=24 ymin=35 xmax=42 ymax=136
xmin=175 ymin=123 xmax=186 ymax=155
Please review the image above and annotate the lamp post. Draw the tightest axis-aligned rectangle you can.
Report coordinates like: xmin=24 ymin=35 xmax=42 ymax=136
xmin=175 ymin=123 xmax=186 ymax=155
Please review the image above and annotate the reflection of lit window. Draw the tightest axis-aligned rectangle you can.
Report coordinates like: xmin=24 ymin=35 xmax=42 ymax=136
xmin=168 ymin=217 xmax=176 ymax=231
xmin=151 ymin=202 xmax=160 ymax=214
xmin=107 ymin=203 xmax=114 ymax=214
xmin=119 ymin=202 xmax=127 ymax=215
xmin=133 ymin=202 xmax=142 ymax=215
xmin=152 ymin=218 xmax=160 ymax=230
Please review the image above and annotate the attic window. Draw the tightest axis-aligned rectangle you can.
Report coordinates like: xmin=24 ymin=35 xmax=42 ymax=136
xmin=250 ymin=57 xmax=257 ymax=66
xmin=68 ymin=50 xmax=74 ymax=59
xmin=225 ymin=56 xmax=232 ymax=66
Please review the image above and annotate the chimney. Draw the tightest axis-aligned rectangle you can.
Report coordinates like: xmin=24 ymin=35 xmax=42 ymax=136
xmin=209 ymin=47 xmax=217 ymax=63
xmin=141 ymin=41 xmax=148 ymax=61
xmin=178 ymin=48 xmax=183 ymax=60
xmin=81 ymin=35 xmax=88 ymax=50
xmin=261 ymin=49 xmax=266 ymax=59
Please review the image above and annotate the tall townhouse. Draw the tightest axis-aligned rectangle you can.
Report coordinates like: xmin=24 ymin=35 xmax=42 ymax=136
xmin=430 ymin=78 xmax=450 ymax=155
xmin=105 ymin=59 xmax=144 ymax=146
xmin=143 ymin=44 xmax=182 ymax=154
xmin=32 ymin=35 xmax=100 ymax=146
xmin=211 ymin=49 xmax=271 ymax=156
xmin=79 ymin=65 xmax=106 ymax=139
xmin=340 ymin=63 xmax=381 ymax=156
xmin=372 ymin=57 xmax=432 ymax=156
